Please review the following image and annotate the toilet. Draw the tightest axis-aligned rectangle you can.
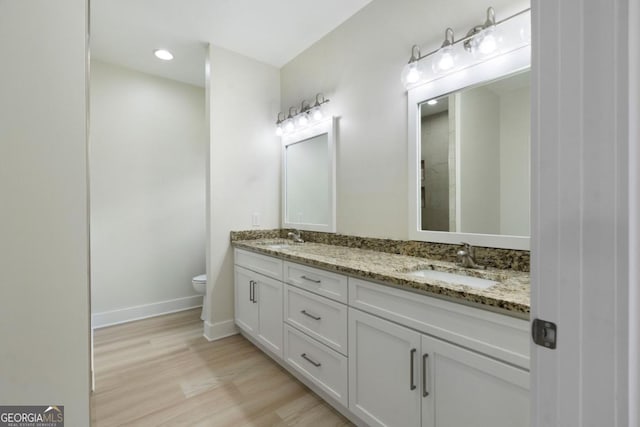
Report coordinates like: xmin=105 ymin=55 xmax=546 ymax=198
xmin=192 ymin=274 xmax=207 ymax=320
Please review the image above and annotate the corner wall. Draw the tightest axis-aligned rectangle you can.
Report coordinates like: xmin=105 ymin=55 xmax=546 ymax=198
xmin=89 ymin=60 xmax=207 ymax=327
xmin=0 ymin=0 xmax=90 ymax=424
xmin=206 ymin=45 xmax=281 ymax=339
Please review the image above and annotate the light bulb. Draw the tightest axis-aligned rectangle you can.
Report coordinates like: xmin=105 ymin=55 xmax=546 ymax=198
xmin=284 ymin=119 xmax=295 ymax=133
xmin=406 ymin=63 xmax=419 ymax=83
xmin=312 ymin=107 xmax=323 ymax=121
xmin=297 ymin=113 xmax=309 ymax=127
xmin=401 ymin=61 xmax=422 ymax=87
xmin=432 ymin=46 xmax=455 ymax=74
xmin=478 ymin=33 xmax=497 ymax=55
xmin=275 ymin=124 xmax=283 ymax=136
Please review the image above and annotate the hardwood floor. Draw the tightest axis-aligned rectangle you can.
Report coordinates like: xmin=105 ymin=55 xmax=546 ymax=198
xmin=91 ymin=309 xmax=352 ymax=426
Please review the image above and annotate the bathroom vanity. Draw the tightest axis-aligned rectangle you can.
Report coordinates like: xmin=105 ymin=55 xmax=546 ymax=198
xmin=232 ymin=238 xmax=530 ymax=427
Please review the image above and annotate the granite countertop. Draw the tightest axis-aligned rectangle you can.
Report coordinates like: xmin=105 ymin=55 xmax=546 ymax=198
xmin=232 ymin=238 xmax=530 ymax=319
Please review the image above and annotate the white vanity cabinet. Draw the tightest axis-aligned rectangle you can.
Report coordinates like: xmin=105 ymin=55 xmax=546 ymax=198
xmin=234 ymin=250 xmax=284 ymax=358
xmin=233 ymin=247 xmax=531 ymax=427
xmin=349 ymin=308 xmax=422 ymax=427
xmin=282 ymin=265 xmax=350 ymax=407
xmin=348 ymin=278 xmax=530 ymax=427
xmin=420 ymin=333 xmax=529 ymax=427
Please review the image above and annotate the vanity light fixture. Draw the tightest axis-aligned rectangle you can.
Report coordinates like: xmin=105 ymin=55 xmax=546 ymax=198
xmin=464 ymin=7 xmax=498 ymax=57
xmin=297 ymin=100 xmax=310 ymax=127
xmin=284 ymin=107 xmax=297 ymax=133
xmin=310 ymin=93 xmax=329 ymax=121
xmin=401 ymin=45 xmax=422 ymax=87
xmin=432 ymin=28 xmax=456 ymax=74
xmin=153 ymin=49 xmax=174 ymax=61
xmin=275 ymin=112 xmax=286 ymax=136
xmin=401 ymin=6 xmax=530 ymax=89
xmin=275 ymin=93 xmax=331 ymax=136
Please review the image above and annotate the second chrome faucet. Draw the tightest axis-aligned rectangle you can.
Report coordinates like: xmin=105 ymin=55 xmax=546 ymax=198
xmin=456 ymin=242 xmax=485 ymax=269
xmin=287 ymin=230 xmax=304 ymax=243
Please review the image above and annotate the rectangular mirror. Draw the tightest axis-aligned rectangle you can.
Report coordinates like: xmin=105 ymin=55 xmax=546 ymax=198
xmin=282 ymin=118 xmax=336 ymax=232
xmin=420 ymin=70 xmax=530 ymax=236
xmin=408 ymin=44 xmax=530 ymax=250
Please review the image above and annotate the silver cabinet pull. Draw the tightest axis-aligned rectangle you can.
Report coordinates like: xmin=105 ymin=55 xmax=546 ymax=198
xmin=301 ymin=353 xmax=322 ymax=367
xmin=249 ymin=280 xmax=254 ymax=302
xmin=410 ymin=348 xmax=417 ymax=390
xmin=300 ymin=310 xmax=321 ymax=320
xmin=250 ymin=280 xmax=257 ymax=304
xmin=301 ymin=275 xmax=321 ymax=284
xmin=422 ymin=353 xmax=429 ymax=397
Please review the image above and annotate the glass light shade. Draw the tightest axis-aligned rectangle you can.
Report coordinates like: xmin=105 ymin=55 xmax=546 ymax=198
xmin=472 ymin=26 xmax=500 ymax=57
xmin=401 ymin=61 xmax=422 ymax=87
xmin=311 ymin=106 xmax=323 ymax=121
xmin=297 ymin=113 xmax=309 ymax=127
xmin=284 ymin=119 xmax=295 ymax=133
xmin=275 ymin=124 xmax=283 ymax=136
xmin=432 ymin=46 xmax=455 ymax=74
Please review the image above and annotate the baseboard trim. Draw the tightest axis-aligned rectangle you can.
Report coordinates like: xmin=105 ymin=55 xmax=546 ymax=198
xmin=92 ymin=295 xmax=203 ymax=329
xmin=204 ymin=319 xmax=239 ymax=341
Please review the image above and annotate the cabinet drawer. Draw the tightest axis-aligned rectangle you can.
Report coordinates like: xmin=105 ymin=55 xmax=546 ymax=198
xmin=284 ymin=261 xmax=347 ymax=303
xmin=284 ymin=324 xmax=348 ymax=407
xmin=234 ymin=249 xmax=283 ymax=281
xmin=284 ymin=285 xmax=348 ymax=355
xmin=349 ymin=278 xmax=530 ymax=369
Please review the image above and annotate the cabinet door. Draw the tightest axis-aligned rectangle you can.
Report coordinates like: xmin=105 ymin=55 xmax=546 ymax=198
xmin=349 ymin=308 xmax=421 ymax=427
xmin=234 ymin=266 xmax=258 ymax=335
xmin=256 ymin=274 xmax=283 ymax=358
xmin=421 ymin=334 xmax=530 ymax=427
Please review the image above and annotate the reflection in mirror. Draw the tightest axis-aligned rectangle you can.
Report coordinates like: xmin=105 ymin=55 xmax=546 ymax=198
xmin=285 ymin=134 xmax=330 ymax=225
xmin=419 ymin=70 xmax=530 ymax=237
xmin=282 ymin=118 xmax=336 ymax=233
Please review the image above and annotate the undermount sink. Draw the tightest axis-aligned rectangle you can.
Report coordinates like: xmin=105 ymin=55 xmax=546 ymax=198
xmin=255 ymin=240 xmax=294 ymax=250
xmin=407 ymin=269 xmax=497 ymax=290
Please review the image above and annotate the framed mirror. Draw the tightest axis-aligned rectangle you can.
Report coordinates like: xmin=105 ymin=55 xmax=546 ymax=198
xmin=282 ymin=118 xmax=336 ymax=232
xmin=408 ymin=46 xmax=530 ymax=250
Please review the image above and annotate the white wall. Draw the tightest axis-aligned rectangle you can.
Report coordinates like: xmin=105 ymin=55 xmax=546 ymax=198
xmin=206 ymin=45 xmax=281 ymax=340
xmin=89 ymin=61 xmax=207 ymax=327
xmin=280 ymin=0 xmax=529 ymax=240
xmin=0 ymin=0 xmax=90 ymax=424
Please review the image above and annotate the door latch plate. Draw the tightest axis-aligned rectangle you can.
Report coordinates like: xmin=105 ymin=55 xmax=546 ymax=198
xmin=532 ymin=318 xmax=557 ymax=349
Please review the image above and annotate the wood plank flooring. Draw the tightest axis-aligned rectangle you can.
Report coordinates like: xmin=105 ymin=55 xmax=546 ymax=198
xmin=91 ymin=309 xmax=352 ymax=426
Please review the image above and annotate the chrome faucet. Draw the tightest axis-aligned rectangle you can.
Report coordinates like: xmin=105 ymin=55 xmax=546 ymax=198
xmin=456 ymin=242 xmax=485 ymax=269
xmin=287 ymin=230 xmax=304 ymax=243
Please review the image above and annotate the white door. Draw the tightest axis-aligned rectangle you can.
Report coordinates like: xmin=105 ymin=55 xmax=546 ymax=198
xmin=234 ymin=266 xmax=258 ymax=335
xmin=531 ymin=1 xmax=632 ymax=425
xmin=255 ymin=274 xmax=283 ymax=357
xmin=420 ymin=334 xmax=529 ymax=427
xmin=348 ymin=308 xmax=421 ymax=427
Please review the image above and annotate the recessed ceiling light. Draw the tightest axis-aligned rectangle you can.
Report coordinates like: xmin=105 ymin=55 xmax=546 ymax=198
xmin=427 ymin=99 xmax=438 ymax=105
xmin=154 ymin=49 xmax=173 ymax=61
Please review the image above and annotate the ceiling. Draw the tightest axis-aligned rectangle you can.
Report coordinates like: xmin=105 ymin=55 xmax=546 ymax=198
xmin=90 ymin=0 xmax=372 ymax=87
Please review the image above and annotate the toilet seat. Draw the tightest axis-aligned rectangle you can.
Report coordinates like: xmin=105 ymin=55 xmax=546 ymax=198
xmin=192 ymin=274 xmax=206 ymax=284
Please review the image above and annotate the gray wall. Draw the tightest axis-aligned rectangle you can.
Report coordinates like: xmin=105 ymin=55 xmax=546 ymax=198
xmin=0 ymin=0 xmax=90 ymax=424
